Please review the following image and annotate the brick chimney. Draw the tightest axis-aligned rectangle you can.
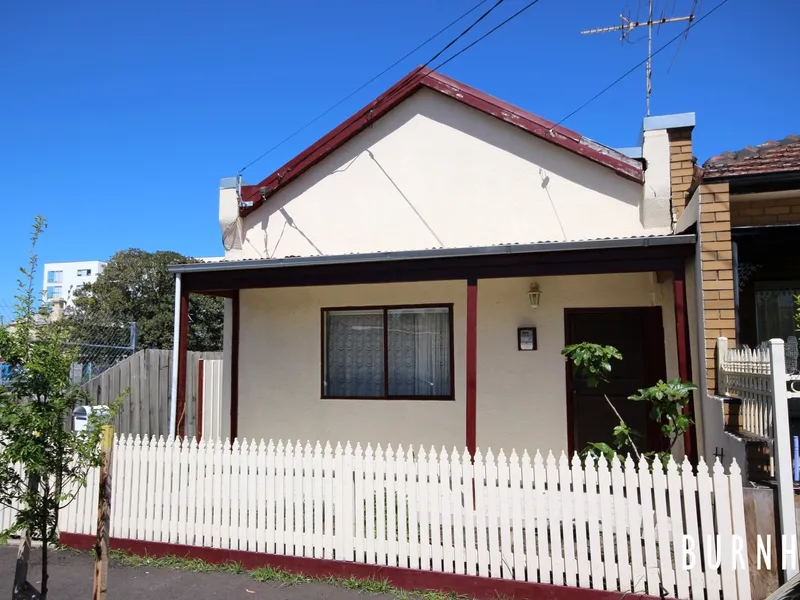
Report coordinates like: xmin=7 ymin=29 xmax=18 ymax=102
xmin=640 ymin=113 xmax=696 ymax=228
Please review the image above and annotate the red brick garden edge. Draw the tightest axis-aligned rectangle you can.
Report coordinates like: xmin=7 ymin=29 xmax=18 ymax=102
xmin=60 ymin=533 xmax=665 ymax=600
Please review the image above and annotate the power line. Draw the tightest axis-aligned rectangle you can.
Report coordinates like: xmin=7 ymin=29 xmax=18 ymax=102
xmin=237 ymin=0 xmax=497 ymax=175
xmin=241 ymin=0 xmax=543 ymax=205
xmin=430 ymin=0 xmax=543 ymax=73
xmin=554 ymin=0 xmax=731 ymax=129
xmin=239 ymin=0 xmax=545 ymax=204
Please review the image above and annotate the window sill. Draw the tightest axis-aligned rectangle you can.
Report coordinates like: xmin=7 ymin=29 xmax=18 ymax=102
xmin=321 ymin=396 xmax=456 ymax=402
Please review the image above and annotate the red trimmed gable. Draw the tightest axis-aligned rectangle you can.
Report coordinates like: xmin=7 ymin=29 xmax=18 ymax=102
xmin=239 ymin=68 xmax=643 ymax=217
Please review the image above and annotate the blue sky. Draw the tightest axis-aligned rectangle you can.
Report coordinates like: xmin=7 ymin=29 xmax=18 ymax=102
xmin=1 ymin=0 xmax=797 ymax=303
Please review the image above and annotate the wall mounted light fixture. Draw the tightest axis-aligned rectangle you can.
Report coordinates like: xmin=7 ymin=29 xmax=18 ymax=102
xmin=528 ymin=282 xmax=541 ymax=309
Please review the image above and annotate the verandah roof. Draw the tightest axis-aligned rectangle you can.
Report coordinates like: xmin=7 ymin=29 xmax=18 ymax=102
xmin=168 ymin=234 xmax=696 ymax=294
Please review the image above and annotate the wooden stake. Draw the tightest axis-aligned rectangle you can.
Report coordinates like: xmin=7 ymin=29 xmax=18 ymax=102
xmin=93 ymin=426 xmax=114 ymax=600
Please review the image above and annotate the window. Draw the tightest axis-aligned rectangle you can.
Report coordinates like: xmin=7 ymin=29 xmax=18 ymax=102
xmin=323 ymin=305 xmax=453 ymax=399
xmin=755 ymin=282 xmax=800 ymax=343
xmin=77 ymin=268 xmax=92 ymax=276
xmin=47 ymin=270 xmax=63 ymax=283
xmin=46 ymin=286 xmax=63 ymax=299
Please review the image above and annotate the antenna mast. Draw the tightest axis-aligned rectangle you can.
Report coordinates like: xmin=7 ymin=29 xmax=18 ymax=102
xmin=581 ymin=0 xmax=696 ymax=116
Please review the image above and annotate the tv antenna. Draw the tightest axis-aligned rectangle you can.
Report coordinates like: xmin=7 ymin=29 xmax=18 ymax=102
xmin=581 ymin=0 xmax=698 ymax=116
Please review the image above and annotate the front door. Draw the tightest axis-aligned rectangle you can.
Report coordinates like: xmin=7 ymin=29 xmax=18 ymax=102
xmin=565 ymin=307 xmax=666 ymax=455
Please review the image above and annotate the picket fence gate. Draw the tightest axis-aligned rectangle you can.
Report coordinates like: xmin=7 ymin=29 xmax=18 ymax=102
xmin=44 ymin=435 xmax=754 ymax=600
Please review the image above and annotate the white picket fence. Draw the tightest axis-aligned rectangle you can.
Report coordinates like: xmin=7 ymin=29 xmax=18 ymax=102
xmin=717 ymin=336 xmax=799 ymax=580
xmin=717 ymin=338 xmax=775 ymax=439
xmin=42 ymin=435 xmax=753 ymax=600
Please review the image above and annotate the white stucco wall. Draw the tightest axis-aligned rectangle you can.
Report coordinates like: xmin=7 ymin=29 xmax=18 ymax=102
xmin=231 ymin=89 xmax=659 ymax=261
xmin=236 ymin=272 xmax=678 ymax=455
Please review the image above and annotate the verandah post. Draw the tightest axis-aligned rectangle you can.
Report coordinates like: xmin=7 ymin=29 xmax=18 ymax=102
xmin=466 ymin=278 xmax=477 ymax=459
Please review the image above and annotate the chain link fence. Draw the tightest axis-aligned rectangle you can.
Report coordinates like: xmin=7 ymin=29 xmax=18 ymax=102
xmin=0 ymin=300 xmax=136 ymax=385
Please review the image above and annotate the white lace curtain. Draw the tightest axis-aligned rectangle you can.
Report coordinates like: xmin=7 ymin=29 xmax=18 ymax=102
xmin=324 ymin=307 xmax=451 ymax=398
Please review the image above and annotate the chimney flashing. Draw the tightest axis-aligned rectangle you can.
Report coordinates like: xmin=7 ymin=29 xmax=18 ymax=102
xmin=642 ymin=112 xmax=695 ymax=132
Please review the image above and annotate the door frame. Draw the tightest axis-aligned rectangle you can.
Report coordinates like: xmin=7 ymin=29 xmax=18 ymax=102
xmin=563 ymin=306 xmax=667 ymax=456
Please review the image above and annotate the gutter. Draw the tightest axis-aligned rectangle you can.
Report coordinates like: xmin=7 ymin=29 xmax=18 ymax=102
xmin=169 ymin=234 xmax=696 ymax=274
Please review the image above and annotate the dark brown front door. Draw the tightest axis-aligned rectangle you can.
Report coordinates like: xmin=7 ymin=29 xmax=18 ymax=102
xmin=565 ymin=307 xmax=666 ymax=455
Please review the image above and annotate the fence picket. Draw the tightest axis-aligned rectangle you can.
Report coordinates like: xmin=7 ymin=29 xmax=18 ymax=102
xmin=547 ymin=452 xmax=565 ymax=586
xmin=559 ymin=453 xmax=577 ymax=587
xmin=247 ymin=440 xmax=259 ymax=552
xmin=364 ymin=444 xmax=376 ymax=565
xmin=274 ymin=440 xmax=286 ymax=555
xmin=451 ymin=448 xmax=466 ymax=576
xmin=219 ymin=438 xmax=231 ymax=549
xmin=637 ymin=455 xmax=659 ymax=596
xmin=256 ymin=440 xmax=267 ymax=552
xmin=571 ymin=453 xmax=590 ymax=589
xmin=522 ymin=451 xmax=538 ymax=582
xmin=597 ymin=455 xmax=617 ymax=591
xmin=652 ymin=459 xmax=675 ymax=598
xmin=386 ymin=446 xmax=398 ymax=567
xmin=497 ymin=449 xmax=513 ymax=580
xmin=294 ymin=441 xmax=305 ymax=556
xmin=624 ymin=455 xmax=646 ymax=593
xmin=407 ymin=447 xmax=420 ymax=570
xmin=510 ymin=450 xmax=525 ymax=581
xmin=302 ymin=442 xmax=313 ymax=558
xmin=396 ymin=446 xmax=410 ymax=570
xmin=713 ymin=459 xmax=737 ymax=600
xmin=533 ymin=451 xmax=551 ymax=584
xmin=322 ymin=442 xmax=334 ymax=559
xmin=473 ymin=449 xmax=489 ymax=578
xmin=375 ymin=445 xmax=387 ymax=565
xmin=583 ymin=456 xmax=603 ymax=589
xmin=282 ymin=441 xmax=294 ymax=555
xmin=428 ymin=447 xmax=442 ymax=572
xmin=439 ymin=447 xmax=454 ymax=574
xmin=610 ymin=456 xmax=631 ymax=593
xmin=112 ymin=435 xmax=127 ymax=538
xmin=186 ymin=438 xmax=198 ymax=546
xmin=264 ymin=440 xmax=277 ymax=554
xmin=667 ymin=457 xmax=689 ymax=600
xmin=310 ymin=441 xmax=322 ymax=558
xmin=202 ymin=439 xmax=214 ymax=547
xmin=486 ymin=449 xmax=501 ymax=579
xmin=229 ymin=439 xmax=240 ymax=550
xmin=353 ymin=442 xmax=365 ymax=563
xmin=680 ymin=457 xmax=705 ymax=599
xmin=213 ymin=439 xmax=225 ymax=549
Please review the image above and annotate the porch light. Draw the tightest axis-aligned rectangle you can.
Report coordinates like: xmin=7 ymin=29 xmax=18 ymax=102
xmin=527 ymin=282 xmax=541 ymax=309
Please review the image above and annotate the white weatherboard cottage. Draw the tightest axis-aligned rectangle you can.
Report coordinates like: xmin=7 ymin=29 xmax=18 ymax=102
xmin=168 ymin=68 xmax=703 ymax=462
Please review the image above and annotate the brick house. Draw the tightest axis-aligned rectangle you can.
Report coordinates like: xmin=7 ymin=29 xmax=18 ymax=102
xmin=697 ymin=135 xmax=800 ymax=388
xmin=673 ymin=134 xmax=800 ymax=476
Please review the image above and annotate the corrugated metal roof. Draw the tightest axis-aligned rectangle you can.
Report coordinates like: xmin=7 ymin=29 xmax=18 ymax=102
xmin=168 ymin=233 xmax=694 ymax=274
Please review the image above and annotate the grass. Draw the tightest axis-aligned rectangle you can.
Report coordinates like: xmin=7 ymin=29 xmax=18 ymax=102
xmin=99 ymin=549 xmax=476 ymax=600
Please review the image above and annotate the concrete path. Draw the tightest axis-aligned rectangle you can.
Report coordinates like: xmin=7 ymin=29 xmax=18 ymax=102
xmin=0 ymin=546 xmax=398 ymax=600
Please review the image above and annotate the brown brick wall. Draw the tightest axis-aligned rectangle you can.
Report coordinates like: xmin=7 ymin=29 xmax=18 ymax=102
xmin=698 ymin=182 xmax=736 ymax=393
xmin=668 ymin=128 xmax=694 ymax=221
xmin=730 ymin=196 xmax=800 ymax=226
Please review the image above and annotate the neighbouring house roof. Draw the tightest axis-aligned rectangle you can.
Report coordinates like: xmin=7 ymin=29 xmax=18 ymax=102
xmin=169 ymin=234 xmax=695 ymax=274
xmin=703 ymin=134 xmax=800 ymax=179
xmin=238 ymin=68 xmax=644 ymax=218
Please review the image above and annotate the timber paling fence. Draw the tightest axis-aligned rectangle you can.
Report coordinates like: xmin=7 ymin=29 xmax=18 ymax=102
xmin=80 ymin=349 xmax=221 ymax=438
xmin=2 ymin=436 xmax=752 ymax=599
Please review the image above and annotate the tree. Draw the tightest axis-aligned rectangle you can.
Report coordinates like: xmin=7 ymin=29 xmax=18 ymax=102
xmin=562 ymin=342 xmax=696 ymax=467
xmin=0 ymin=217 xmax=116 ymax=599
xmin=70 ymin=249 xmax=223 ymax=352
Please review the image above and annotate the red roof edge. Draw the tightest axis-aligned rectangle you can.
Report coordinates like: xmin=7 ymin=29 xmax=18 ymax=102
xmin=239 ymin=68 xmax=643 ymax=217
